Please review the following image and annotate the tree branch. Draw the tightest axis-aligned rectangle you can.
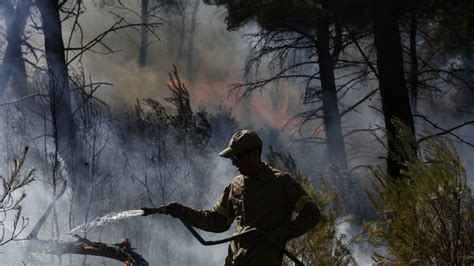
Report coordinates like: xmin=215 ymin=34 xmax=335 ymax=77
xmin=415 ymin=115 xmax=474 ymax=147
xmin=340 ymin=88 xmax=379 ymax=117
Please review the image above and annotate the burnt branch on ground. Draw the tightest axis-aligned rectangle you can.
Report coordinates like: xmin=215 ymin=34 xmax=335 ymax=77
xmin=26 ymin=236 xmax=148 ymax=266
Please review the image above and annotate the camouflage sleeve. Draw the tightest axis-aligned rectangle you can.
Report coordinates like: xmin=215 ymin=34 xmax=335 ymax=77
xmin=179 ymin=185 xmax=235 ymax=233
xmin=276 ymin=175 xmax=320 ymax=241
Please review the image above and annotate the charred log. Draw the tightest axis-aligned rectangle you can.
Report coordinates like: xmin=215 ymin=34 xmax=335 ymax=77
xmin=26 ymin=236 xmax=148 ymax=266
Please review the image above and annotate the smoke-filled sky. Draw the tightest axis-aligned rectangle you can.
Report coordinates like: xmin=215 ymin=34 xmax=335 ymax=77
xmin=75 ymin=1 xmax=302 ymax=128
xmin=67 ymin=1 xmax=392 ymax=174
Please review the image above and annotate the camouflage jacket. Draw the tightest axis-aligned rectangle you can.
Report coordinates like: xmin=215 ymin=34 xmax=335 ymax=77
xmin=178 ymin=163 xmax=320 ymax=266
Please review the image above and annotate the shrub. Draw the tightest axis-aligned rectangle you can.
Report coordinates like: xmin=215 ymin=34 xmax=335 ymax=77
xmin=0 ymin=147 xmax=34 ymax=246
xmin=366 ymin=138 xmax=474 ymax=264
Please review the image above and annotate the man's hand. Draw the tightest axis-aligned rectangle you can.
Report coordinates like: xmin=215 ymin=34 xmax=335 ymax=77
xmin=165 ymin=202 xmax=186 ymax=218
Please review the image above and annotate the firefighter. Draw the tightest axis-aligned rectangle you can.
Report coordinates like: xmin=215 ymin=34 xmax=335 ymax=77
xmin=144 ymin=129 xmax=320 ymax=265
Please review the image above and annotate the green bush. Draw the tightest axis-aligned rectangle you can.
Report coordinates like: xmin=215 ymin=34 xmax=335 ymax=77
xmin=366 ymin=138 xmax=474 ymax=264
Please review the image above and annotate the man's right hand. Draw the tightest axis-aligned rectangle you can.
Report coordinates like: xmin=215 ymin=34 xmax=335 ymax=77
xmin=159 ymin=202 xmax=186 ymax=218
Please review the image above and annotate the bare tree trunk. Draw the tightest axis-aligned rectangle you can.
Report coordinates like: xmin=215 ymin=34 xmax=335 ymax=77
xmin=0 ymin=0 xmax=31 ymax=98
xmin=315 ymin=17 xmax=348 ymax=169
xmin=166 ymin=13 xmax=174 ymax=55
xmin=36 ymin=0 xmax=76 ymax=156
xmin=462 ymin=18 xmax=473 ymax=106
xmin=187 ymin=0 xmax=200 ymax=79
xmin=36 ymin=0 xmax=86 ymax=223
xmin=139 ymin=0 xmax=149 ymax=67
xmin=372 ymin=0 xmax=415 ymax=179
xmin=176 ymin=6 xmax=186 ymax=60
xmin=409 ymin=10 xmax=418 ymax=116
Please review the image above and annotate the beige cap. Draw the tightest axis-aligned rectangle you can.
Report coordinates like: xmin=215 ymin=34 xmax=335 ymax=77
xmin=219 ymin=129 xmax=263 ymax=158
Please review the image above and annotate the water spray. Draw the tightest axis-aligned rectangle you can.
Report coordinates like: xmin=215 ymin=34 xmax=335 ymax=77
xmin=69 ymin=209 xmax=145 ymax=234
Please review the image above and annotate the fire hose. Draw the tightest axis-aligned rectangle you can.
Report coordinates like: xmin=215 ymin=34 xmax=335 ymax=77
xmin=142 ymin=207 xmax=304 ymax=266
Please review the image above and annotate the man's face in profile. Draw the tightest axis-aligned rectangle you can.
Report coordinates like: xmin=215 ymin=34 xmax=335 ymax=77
xmin=231 ymin=150 xmax=260 ymax=176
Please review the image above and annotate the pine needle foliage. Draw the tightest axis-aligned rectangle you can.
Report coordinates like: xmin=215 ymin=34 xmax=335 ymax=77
xmin=268 ymin=148 xmax=356 ymax=265
xmin=134 ymin=65 xmax=212 ymax=150
xmin=365 ymin=137 xmax=474 ymax=264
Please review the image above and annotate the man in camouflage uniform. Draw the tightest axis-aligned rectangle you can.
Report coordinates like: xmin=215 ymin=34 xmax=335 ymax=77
xmin=152 ymin=129 xmax=320 ymax=265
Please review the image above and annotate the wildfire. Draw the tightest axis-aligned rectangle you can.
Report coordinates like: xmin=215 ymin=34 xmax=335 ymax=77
xmin=82 ymin=243 xmax=98 ymax=250
xmin=187 ymin=56 xmax=305 ymax=134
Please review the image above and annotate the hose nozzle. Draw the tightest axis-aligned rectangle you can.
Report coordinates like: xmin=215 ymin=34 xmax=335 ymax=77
xmin=141 ymin=206 xmax=167 ymax=216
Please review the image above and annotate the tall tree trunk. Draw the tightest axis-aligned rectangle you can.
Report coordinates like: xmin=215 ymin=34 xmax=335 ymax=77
xmin=463 ymin=17 xmax=473 ymax=105
xmin=0 ymin=0 xmax=30 ymax=98
xmin=37 ymin=0 xmax=86 ymax=224
xmin=409 ymin=10 xmax=419 ymax=116
xmin=463 ymin=45 xmax=474 ymax=113
xmin=187 ymin=0 xmax=200 ymax=79
xmin=138 ymin=0 xmax=149 ymax=67
xmin=315 ymin=17 xmax=348 ymax=169
xmin=37 ymin=0 xmax=76 ymax=162
xmin=176 ymin=6 xmax=186 ymax=60
xmin=372 ymin=0 xmax=415 ymax=179
xmin=166 ymin=13 xmax=174 ymax=55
